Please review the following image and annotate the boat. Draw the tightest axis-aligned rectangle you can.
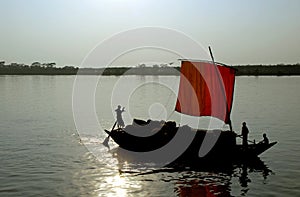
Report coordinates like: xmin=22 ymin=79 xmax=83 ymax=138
xmin=104 ymin=48 xmax=277 ymax=164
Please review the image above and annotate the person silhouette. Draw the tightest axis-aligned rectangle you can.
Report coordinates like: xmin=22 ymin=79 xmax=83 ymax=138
xmin=259 ymin=133 xmax=269 ymax=144
xmin=115 ymin=105 xmax=125 ymax=129
xmin=241 ymin=122 xmax=249 ymax=147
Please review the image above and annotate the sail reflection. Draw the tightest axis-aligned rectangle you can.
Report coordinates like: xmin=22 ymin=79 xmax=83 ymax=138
xmin=175 ymin=176 xmax=231 ymax=197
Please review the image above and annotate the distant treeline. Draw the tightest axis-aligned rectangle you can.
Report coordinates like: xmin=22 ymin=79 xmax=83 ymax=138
xmin=234 ymin=64 xmax=300 ymax=76
xmin=1 ymin=61 xmax=300 ymax=76
xmin=0 ymin=61 xmax=79 ymax=75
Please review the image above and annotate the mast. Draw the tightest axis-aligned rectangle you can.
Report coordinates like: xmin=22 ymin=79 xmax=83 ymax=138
xmin=209 ymin=46 xmax=233 ymax=131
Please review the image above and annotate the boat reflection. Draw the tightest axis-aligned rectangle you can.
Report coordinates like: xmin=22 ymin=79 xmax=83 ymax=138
xmin=174 ymin=159 xmax=272 ymax=197
xmin=112 ymin=147 xmax=273 ymax=197
xmin=234 ymin=158 xmax=273 ymax=196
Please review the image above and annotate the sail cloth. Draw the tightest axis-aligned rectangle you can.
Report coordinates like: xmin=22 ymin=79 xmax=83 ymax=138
xmin=175 ymin=61 xmax=235 ymax=124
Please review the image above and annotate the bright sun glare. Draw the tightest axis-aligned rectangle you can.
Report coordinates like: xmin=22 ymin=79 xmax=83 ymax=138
xmin=104 ymin=175 xmax=127 ymax=197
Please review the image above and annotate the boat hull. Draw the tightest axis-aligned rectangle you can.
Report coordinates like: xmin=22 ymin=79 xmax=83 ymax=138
xmin=105 ymin=120 xmax=178 ymax=152
xmin=105 ymin=123 xmax=276 ymax=164
xmin=234 ymin=142 xmax=277 ymax=158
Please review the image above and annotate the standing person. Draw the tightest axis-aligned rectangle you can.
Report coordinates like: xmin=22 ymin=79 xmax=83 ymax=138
xmin=241 ymin=122 xmax=249 ymax=146
xmin=115 ymin=105 xmax=125 ymax=128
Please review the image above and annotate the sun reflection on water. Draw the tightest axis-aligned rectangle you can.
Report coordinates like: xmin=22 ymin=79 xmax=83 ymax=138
xmin=95 ymin=173 xmax=142 ymax=197
xmin=105 ymin=175 xmax=127 ymax=197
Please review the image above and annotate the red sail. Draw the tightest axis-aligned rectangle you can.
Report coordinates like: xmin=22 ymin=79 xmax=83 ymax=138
xmin=175 ymin=61 xmax=235 ymax=124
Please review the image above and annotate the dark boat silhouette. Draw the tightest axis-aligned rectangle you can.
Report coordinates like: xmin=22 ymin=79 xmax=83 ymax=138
xmin=104 ymin=48 xmax=277 ymax=163
xmin=105 ymin=122 xmax=276 ymax=163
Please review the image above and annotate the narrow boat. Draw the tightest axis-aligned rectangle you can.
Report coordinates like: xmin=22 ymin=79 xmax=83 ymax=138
xmin=104 ymin=48 xmax=277 ymax=163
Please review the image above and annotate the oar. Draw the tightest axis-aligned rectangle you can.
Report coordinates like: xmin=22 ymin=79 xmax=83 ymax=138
xmin=103 ymin=121 xmax=117 ymax=147
xmin=236 ymin=135 xmax=255 ymax=144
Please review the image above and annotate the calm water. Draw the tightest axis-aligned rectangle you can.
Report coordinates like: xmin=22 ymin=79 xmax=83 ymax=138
xmin=0 ymin=75 xmax=300 ymax=197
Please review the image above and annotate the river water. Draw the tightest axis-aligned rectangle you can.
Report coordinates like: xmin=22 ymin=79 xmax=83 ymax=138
xmin=0 ymin=75 xmax=299 ymax=196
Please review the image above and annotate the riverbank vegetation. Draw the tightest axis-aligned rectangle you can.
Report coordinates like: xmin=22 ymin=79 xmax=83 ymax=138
xmin=1 ymin=61 xmax=300 ymax=76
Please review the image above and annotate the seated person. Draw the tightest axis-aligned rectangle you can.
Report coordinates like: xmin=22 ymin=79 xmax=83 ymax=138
xmin=259 ymin=133 xmax=269 ymax=144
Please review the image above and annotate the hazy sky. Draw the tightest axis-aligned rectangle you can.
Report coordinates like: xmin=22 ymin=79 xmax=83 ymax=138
xmin=0 ymin=0 xmax=299 ymax=66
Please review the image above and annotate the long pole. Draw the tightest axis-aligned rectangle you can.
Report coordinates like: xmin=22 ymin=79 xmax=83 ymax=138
xmin=237 ymin=135 xmax=255 ymax=144
xmin=102 ymin=121 xmax=117 ymax=147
